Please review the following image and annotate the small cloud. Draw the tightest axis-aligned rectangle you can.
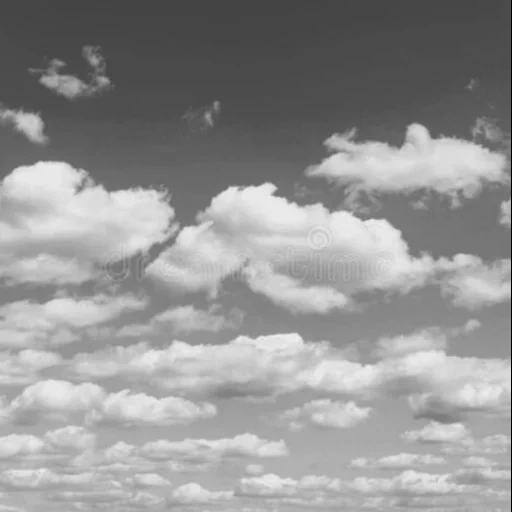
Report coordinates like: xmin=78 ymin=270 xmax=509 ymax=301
xmin=466 ymin=78 xmax=480 ymax=92
xmin=182 ymin=100 xmax=221 ymax=133
xmin=30 ymin=46 xmax=113 ymax=100
xmin=0 ymin=105 xmax=49 ymax=145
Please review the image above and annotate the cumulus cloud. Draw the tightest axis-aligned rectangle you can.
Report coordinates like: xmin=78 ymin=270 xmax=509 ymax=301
xmin=278 ymin=400 xmax=372 ymax=431
xmin=0 ymin=349 xmax=62 ymax=386
xmin=67 ymin=330 xmax=511 ymax=426
xmin=0 ymin=106 xmax=48 ymax=145
xmin=402 ymin=422 xmax=473 ymax=446
xmin=438 ymin=256 xmax=511 ymax=311
xmin=0 ymin=380 xmax=215 ymax=428
xmin=0 ymin=162 xmax=177 ymax=287
xmin=351 ymin=453 xmax=447 ymax=471
xmin=146 ymin=183 xmax=439 ymax=314
xmin=30 ymin=46 xmax=113 ymax=100
xmin=0 ymin=294 xmax=148 ymax=349
xmin=306 ymin=124 xmax=509 ymax=210
xmin=116 ymin=304 xmax=244 ymax=338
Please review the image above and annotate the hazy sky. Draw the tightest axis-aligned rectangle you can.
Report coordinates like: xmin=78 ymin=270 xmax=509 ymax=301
xmin=0 ymin=2 xmax=511 ymax=511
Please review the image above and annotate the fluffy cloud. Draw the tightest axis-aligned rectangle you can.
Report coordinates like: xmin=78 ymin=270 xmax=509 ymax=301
xmin=67 ymin=332 xmax=511 ymax=426
xmin=438 ymin=256 xmax=511 ymax=311
xmin=0 ymin=106 xmax=48 ymax=145
xmin=0 ymin=294 xmax=148 ymax=348
xmin=146 ymin=183 xmax=439 ymax=314
xmin=349 ymin=470 xmax=468 ymax=496
xmin=278 ymin=400 xmax=371 ymax=431
xmin=0 ymin=162 xmax=176 ymax=287
xmin=30 ymin=46 xmax=113 ymax=100
xmin=472 ymin=117 xmax=511 ymax=154
xmin=402 ymin=422 xmax=473 ymax=445
xmin=0 ymin=349 xmax=62 ymax=386
xmin=352 ymin=454 xmax=447 ymax=471
xmin=170 ymin=482 xmax=234 ymax=505
xmin=116 ymin=304 xmax=244 ymax=338
xmin=237 ymin=473 xmax=342 ymax=498
xmin=0 ymin=380 xmax=215 ymax=428
xmin=140 ymin=433 xmax=288 ymax=462
xmin=306 ymin=124 xmax=509 ymax=210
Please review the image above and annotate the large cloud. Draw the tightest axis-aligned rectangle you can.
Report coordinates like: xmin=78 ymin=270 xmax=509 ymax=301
xmin=146 ymin=183 xmax=437 ymax=314
xmin=306 ymin=124 xmax=509 ymax=210
xmin=0 ymin=380 xmax=216 ymax=428
xmin=68 ymin=331 xmax=511 ymax=423
xmin=0 ymin=162 xmax=177 ymax=286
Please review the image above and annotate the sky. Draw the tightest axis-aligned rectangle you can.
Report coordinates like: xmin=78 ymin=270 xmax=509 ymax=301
xmin=0 ymin=2 xmax=511 ymax=511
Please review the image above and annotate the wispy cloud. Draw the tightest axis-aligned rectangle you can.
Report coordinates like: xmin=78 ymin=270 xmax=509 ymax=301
xmin=182 ymin=100 xmax=221 ymax=132
xmin=30 ymin=46 xmax=113 ymax=100
xmin=0 ymin=105 xmax=49 ymax=145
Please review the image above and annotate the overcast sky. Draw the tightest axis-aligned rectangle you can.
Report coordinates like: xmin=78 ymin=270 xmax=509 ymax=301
xmin=0 ymin=2 xmax=511 ymax=511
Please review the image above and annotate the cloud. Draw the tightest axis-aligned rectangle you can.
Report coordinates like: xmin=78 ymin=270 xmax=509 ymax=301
xmin=374 ymin=328 xmax=450 ymax=359
xmin=501 ymin=199 xmax=511 ymax=228
xmin=0 ymin=162 xmax=177 ymax=287
xmin=30 ymin=46 xmax=113 ymax=100
xmin=68 ymin=331 xmax=511 ymax=424
xmin=0 ymin=380 xmax=216 ymax=428
xmin=0 ymin=349 xmax=62 ymax=386
xmin=146 ymin=183 xmax=438 ymax=314
xmin=438 ymin=256 xmax=511 ymax=311
xmin=0 ymin=106 xmax=49 ymax=145
xmin=116 ymin=304 xmax=244 ymax=338
xmin=472 ymin=117 xmax=511 ymax=155
xmin=140 ymin=433 xmax=289 ymax=462
xmin=351 ymin=453 xmax=447 ymax=471
xmin=182 ymin=101 xmax=221 ymax=132
xmin=466 ymin=78 xmax=481 ymax=92
xmin=170 ymin=482 xmax=234 ymax=505
xmin=306 ymin=124 xmax=508 ymax=210
xmin=402 ymin=422 xmax=473 ymax=445
xmin=349 ymin=470 xmax=469 ymax=497
xmin=0 ymin=294 xmax=148 ymax=349
xmin=278 ymin=400 xmax=372 ymax=431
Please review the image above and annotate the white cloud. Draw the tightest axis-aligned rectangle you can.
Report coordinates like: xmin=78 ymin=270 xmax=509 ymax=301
xmin=349 ymin=470 xmax=468 ymax=496
xmin=146 ymin=183 xmax=438 ymax=314
xmin=0 ymin=349 xmax=62 ymax=386
xmin=402 ymin=422 xmax=473 ymax=445
xmin=68 ymin=332 xmax=511 ymax=426
xmin=117 ymin=304 xmax=244 ymax=338
xmin=237 ymin=473 xmax=342 ymax=498
xmin=278 ymin=400 xmax=371 ymax=431
xmin=30 ymin=46 xmax=113 ymax=100
xmin=140 ymin=433 xmax=288 ymax=462
xmin=0 ymin=106 xmax=48 ymax=145
xmin=351 ymin=453 xmax=447 ymax=471
xmin=170 ymin=483 xmax=233 ymax=505
xmin=182 ymin=101 xmax=221 ymax=132
xmin=501 ymin=199 xmax=511 ymax=228
xmin=438 ymin=256 xmax=511 ymax=310
xmin=0 ymin=380 xmax=215 ymax=428
xmin=472 ymin=117 xmax=511 ymax=153
xmin=0 ymin=294 xmax=148 ymax=349
xmin=0 ymin=162 xmax=176 ymax=287
xmin=306 ymin=124 xmax=509 ymax=210
xmin=374 ymin=328 xmax=449 ymax=359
